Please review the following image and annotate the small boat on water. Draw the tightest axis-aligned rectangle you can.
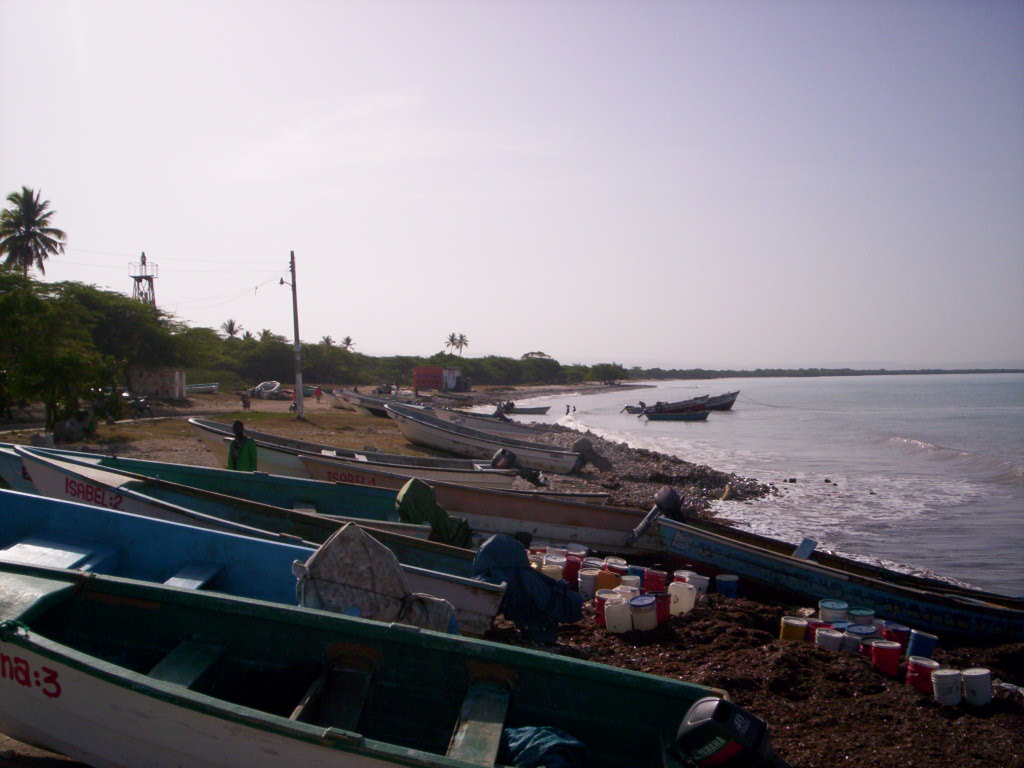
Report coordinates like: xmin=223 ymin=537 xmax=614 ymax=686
xmin=14 ymin=447 xmax=504 ymax=636
xmin=189 ymin=418 xmax=519 ymax=488
xmin=0 ymin=490 xmax=457 ymax=633
xmin=386 ymin=404 xmax=583 ymax=475
xmin=704 ymin=390 xmax=739 ymax=410
xmin=0 ymin=555 xmax=728 ymax=768
xmin=502 ymin=405 xmax=551 ymax=415
xmin=643 ymin=410 xmax=710 ymax=422
xmin=647 ymin=490 xmax=1024 ymax=641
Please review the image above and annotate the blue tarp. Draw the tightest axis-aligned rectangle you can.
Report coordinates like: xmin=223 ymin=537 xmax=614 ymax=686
xmin=501 ymin=726 xmax=588 ymax=768
xmin=472 ymin=534 xmax=583 ymax=643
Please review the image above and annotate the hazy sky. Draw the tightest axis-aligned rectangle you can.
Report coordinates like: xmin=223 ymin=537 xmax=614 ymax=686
xmin=3 ymin=0 xmax=1022 ymax=369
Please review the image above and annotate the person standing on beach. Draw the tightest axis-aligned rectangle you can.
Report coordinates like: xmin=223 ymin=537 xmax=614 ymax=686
xmin=314 ymin=386 xmax=323 ymax=403
xmin=227 ymin=419 xmax=257 ymax=471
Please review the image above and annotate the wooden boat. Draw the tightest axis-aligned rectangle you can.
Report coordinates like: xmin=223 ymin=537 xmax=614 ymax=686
xmin=503 ymin=405 xmax=551 ymax=415
xmin=0 ymin=489 xmax=457 ymax=633
xmin=14 ymin=448 xmax=504 ymax=636
xmin=705 ymin=390 xmax=739 ymax=410
xmin=643 ymin=410 xmax=710 ymax=422
xmin=643 ymin=395 xmax=708 ymax=415
xmin=418 ymin=406 xmax=544 ymax=438
xmin=339 ymin=389 xmax=417 ymax=418
xmin=655 ymin=512 xmax=1024 ymax=641
xmin=185 ymin=382 xmax=220 ymax=395
xmin=6 ymin=444 xmax=656 ymax=555
xmin=0 ymin=558 xmax=726 ymax=768
xmin=189 ymin=417 xmax=519 ymax=488
xmin=385 ymin=404 xmax=583 ymax=475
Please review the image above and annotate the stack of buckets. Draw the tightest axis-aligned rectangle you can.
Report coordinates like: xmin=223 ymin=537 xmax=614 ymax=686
xmin=778 ymin=599 xmax=992 ymax=706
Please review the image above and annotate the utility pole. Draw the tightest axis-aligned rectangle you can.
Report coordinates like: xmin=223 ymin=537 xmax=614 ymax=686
xmin=281 ymin=251 xmax=304 ymax=419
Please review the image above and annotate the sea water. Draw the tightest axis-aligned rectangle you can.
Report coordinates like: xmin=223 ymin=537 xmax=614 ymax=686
xmin=498 ymin=373 xmax=1024 ymax=597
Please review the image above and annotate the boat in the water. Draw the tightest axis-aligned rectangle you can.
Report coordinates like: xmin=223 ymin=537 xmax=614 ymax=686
xmin=704 ymin=390 xmax=739 ymax=410
xmin=643 ymin=410 xmax=710 ymax=422
xmin=0 ymin=555 xmax=729 ymax=768
xmin=0 ymin=489 xmax=458 ymax=634
xmin=385 ymin=403 xmax=583 ymax=475
xmin=502 ymin=404 xmax=551 ymax=415
xmin=648 ymin=490 xmax=1024 ymax=641
xmin=189 ymin=418 xmax=520 ymax=488
xmin=14 ymin=447 xmax=504 ymax=636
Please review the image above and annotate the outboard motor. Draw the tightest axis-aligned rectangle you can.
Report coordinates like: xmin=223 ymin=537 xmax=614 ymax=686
xmin=654 ymin=485 xmax=682 ymax=516
xmin=490 ymin=448 xmax=517 ymax=470
xmin=673 ymin=697 xmax=791 ymax=768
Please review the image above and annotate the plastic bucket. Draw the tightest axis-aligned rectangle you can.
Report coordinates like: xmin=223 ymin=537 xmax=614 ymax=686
xmin=604 ymin=556 xmax=628 ymax=575
xmin=715 ymin=574 xmax=739 ymax=598
xmin=620 ymin=574 xmax=642 ymax=591
xmin=871 ymin=640 xmax=902 ymax=677
xmin=906 ymin=629 xmax=939 ymax=659
xmin=645 ymin=569 xmax=668 ymax=593
xmin=962 ymin=668 xmax=992 ymax=706
xmin=804 ymin=619 xmax=833 ymax=641
xmin=583 ymin=556 xmax=605 ymax=571
xmin=906 ymin=656 xmax=940 ymax=694
xmin=668 ymin=581 xmax=696 ymax=615
xmin=614 ymin=585 xmax=639 ymax=603
xmin=859 ymin=636 xmax=882 ymax=658
xmin=818 ymin=599 xmax=849 ymax=622
xmin=562 ymin=555 xmax=582 ymax=586
xmin=649 ymin=591 xmax=670 ymax=623
xmin=848 ymin=607 xmax=875 ymax=625
xmin=604 ymin=597 xmax=632 ymax=633
xmin=629 ymin=594 xmax=658 ymax=631
xmin=540 ymin=564 xmax=563 ymax=580
xmin=815 ymin=628 xmax=844 ymax=651
xmin=594 ymin=570 xmax=621 ymax=592
xmin=673 ymin=570 xmax=696 ymax=583
xmin=566 ymin=543 xmax=588 ymax=558
xmin=932 ymin=668 xmax=962 ymax=706
xmin=779 ymin=616 xmax=808 ymax=641
xmin=688 ymin=574 xmax=710 ymax=595
xmin=594 ymin=589 xmax=618 ymax=627
xmin=882 ymin=622 xmax=911 ymax=651
xmin=577 ymin=568 xmax=601 ymax=602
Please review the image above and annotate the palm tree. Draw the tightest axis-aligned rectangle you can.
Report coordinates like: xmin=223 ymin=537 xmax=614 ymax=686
xmin=0 ymin=187 xmax=67 ymax=276
xmin=456 ymin=333 xmax=469 ymax=356
xmin=340 ymin=336 xmax=355 ymax=351
xmin=320 ymin=335 xmax=334 ymax=346
xmin=445 ymin=332 xmax=458 ymax=354
xmin=221 ymin=319 xmax=243 ymax=338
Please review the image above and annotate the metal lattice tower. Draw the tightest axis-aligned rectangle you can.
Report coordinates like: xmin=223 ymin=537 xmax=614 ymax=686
xmin=130 ymin=252 xmax=158 ymax=306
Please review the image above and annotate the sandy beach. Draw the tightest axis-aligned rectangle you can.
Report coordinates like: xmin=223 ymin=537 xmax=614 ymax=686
xmin=1 ymin=384 xmax=1021 ymax=767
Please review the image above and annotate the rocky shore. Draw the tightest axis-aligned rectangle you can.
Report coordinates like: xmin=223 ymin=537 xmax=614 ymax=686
xmin=1 ymin=385 xmax=1022 ymax=767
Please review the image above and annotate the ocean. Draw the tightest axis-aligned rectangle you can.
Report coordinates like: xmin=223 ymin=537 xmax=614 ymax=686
xmin=500 ymin=373 xmax=1024 ymax=598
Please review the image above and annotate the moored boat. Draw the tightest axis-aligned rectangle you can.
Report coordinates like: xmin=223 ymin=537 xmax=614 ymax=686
xmin=385 ymin=403 xmax=583 ymax=475
xmin=704 ymin=390 xmax=740 ymax=410
xmin=0 ymin=556 xmax=729 ymax=768
xmin=643 ymin=410 xmax=710 ymax=422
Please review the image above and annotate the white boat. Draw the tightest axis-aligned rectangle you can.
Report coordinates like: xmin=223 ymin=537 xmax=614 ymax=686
xmin=186 ymin=382 xmax=220 ymax=395
xmin=385 ymin=404 xmax=584 ymax=475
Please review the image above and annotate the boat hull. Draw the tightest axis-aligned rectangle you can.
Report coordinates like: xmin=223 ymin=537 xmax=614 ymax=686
xmin=643 ymin=410 xmax=710 ymax=421
xmin=657 ymin=516 xmax=1024 ymax=640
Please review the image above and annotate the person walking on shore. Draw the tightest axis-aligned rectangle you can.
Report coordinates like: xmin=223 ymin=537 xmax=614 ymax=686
xmin=227 ymin=419 xmax=257 ymax=471
xmin=314 ymin=386 xmax=323 ymax=404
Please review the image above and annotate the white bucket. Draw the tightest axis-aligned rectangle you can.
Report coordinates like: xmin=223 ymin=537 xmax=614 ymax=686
xmin=687 ymin=574 xmax=710 ymax=595
xmin=620 ymin=574 xmax=641 ymax=590
xmin=604 ymin=598 xmax=632 ymax=633
xmin=614 ymin=585 xmax=639 ymax=603
xmin=962 ymin=668 xmax=992 ymax=706
xmin=932 ymin=669 xmax=962 ymax=706
xmin=629 ymin=595 xmax=658 ymax=631
xmin=815 ymin=628 xmax=844 ymax=651
xmin=668 ymin=581 xmax=697 ymax=615
xmin=577 ymin=568 xmax=601 ymax=601
xmin=818 ymin=599 xmax=849 ymax=623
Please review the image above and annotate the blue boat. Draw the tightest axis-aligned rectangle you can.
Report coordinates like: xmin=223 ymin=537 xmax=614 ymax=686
xmin=656 ymin=512 xmax=1024 ymax=641
xmin=0 ymin=489 xmax=462 ymax=633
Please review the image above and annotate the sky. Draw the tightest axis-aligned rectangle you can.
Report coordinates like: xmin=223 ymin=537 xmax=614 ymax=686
xmin=2 ymin=0 xmax=1023 ymax=370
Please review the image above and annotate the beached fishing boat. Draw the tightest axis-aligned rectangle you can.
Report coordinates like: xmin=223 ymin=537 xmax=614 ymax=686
xmin=385 ymin=403 xmax=583 ymax=475
xmin=0 ymin=556 xmax=728 ymax=768
xmin=653 ymin=503 xmax=1024 ymax=641
xmin=0 ymin=489 xmax=459 ymax=633
xmin=185 ymin=382 xmax=219 ymax=395
xmin=502 ymin=405 xmax=551 ymax=415
xmin=14 ymin=448 xmax=504 ymax=636
xmin=189 ymin=418 xmax=519 ymax=488
xmin=643 ymin=410 xmax=710 ymax=422
xmin=339 ymin=389 xmax=417 ymax=418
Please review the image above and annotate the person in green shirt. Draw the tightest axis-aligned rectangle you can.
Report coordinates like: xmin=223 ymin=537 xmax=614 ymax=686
xmin=227 ymin=419 xmax=258 ymax=471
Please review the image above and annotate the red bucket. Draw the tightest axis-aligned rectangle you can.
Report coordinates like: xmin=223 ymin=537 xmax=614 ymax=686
xmin=562 ymin=555 xmax=582 ymax=586
xmin=649 ymin=591 xmax=670 ymax=623
xmin=805 ymin=619 xmax=833 ymax=642
xmin=645 ymin=569 xmax=668 ymax=594
xmin=594 ymin=589 xmax=617 ymax=627
xmin=906 ymin=656 xmax=940 ymax=693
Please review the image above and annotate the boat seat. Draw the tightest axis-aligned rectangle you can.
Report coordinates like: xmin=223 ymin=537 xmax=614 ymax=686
xmin=446 ymin=681 xmax=511 ymax=766
xmin=164 ymin=563 xmax=223 ymax=590
xmin=149 ymin=638 xmax=225 ymax=688
xmin=290 ymin=664 xmax=373 ymax=732
xmin=0 ymin=536 xmax=118 ymax=572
